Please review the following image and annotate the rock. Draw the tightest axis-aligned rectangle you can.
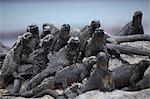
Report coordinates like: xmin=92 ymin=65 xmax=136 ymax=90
xmin=121 ymin=41 xmax=150 ymax=76
xmin=144 ymin=67 xmax=150 ymax=76
xmin=135 ymin=73 xmax=150 ymax=90
xmin=109 ymin=41 xmax=150 ymax=75
xmin=0 ymin=42 xmax=10 ymax=54
xmin=76 ymin=88 xmax=150 ymax=99
xmin=0 ymin=95 xmax=54 ymax=99
xmin=0 ymin=89 xmax=9 ymax=96
xmin=108 ymin=58 xmax=123 ymax=71
xmin=70 ymin=28 xmax=80 ymax=37
xmin=0 ymin=42 xmax=10 ymax=68
xmin=42 ymin=23 xmax=59 ymax=37
xmin=121 ymin=41 xmax=150 ymax=50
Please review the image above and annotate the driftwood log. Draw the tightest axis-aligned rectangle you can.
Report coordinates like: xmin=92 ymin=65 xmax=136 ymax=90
xmin=107 ymin=43 xmax=150 ymax=56
xmin=107 ymin=34 xmax=150 ymax=44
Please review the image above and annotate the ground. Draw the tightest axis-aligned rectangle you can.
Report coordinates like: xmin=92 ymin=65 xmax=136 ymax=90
xmin=0 ymin=41 xmax=150 ymax=99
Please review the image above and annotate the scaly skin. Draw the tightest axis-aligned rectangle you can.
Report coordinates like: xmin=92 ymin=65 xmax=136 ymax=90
xmin=79 ymin=20 xmax=101 ymax=60
xmin=135 ymin=73 xmax=150 ymax=90
xmin=112 ymin=60 xmax=150 ymax=89
xmin=54 ymin=56 xmax=96 ymax=89
xmin=7 ymin=34 xmax=55 ymax=94
xmin=84 ymin=27 xmax=129 ymax=64
xmin=50 ymin=24 xmax=71 ymax=52
xmin=84 ymin=28 xmax=108 ymax=57
xmin=18 ymin=56 xmax=96 ymax=98
xmin=81 ymin=52 xmax=115 ymax=93
xmin=28 ymin=34 xmax=54 ymax=69
xmin=24 ymin=37 xmax=80 ymax=91
xmin=116 ymin=11 xmax=144 ymax=36
xmin=40 ymin=23 xmax=59 ymax=38
xmin=21 ymin=24 xmax=40 ymax=64
xmin=0 ymin=32 xmax=33 ymax=92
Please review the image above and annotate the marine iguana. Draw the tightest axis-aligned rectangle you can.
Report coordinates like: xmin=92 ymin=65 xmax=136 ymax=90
xmin=27 ymin=24 xmax=39 ymax=42
xmin=40 ymin=23 xmax=51 ymax=39
xmin=28 ymin=34 xmax=54 ymax=69
xmin=40 ymin=23 xmax=59 ymax=38
xmin=5 ymin=34 xmax=55 ymax=95
xmin=24 ymin=37 xmax=80 ymax=91
xmin=135 ymin=73 xmax=150 ymax=91
xmin=79 ymin=20 xmax=101 ymax=60
xmin=84 ymin=28 xmax=129 ymax=64
xmin=54 ymin=56 xmax=96 ymax=89
xmin=0 ymin=32 xmax=33 ymax=91
xmin=112 ymin=60 xmax=150 ymax=89
xmin=116 ymin=10 xmax=144 ymax=36
xmin=81 ymin=52 xmax=115 ymax=93
xmin=50 ymin=24 xmax=71 ymax=52
xmin=84 ymin=28 xmax=108 ymax=57
xmin=21 ymin=24 xmax=40 ymax=64
xmin=14 ymin=56 xmax=96 ymax=98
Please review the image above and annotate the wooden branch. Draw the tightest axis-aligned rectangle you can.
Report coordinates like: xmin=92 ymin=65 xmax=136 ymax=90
xmin=112 ymin=34 xmax=150 ymax=43
xmin=107 ymin=43 xmax=150 ymax=56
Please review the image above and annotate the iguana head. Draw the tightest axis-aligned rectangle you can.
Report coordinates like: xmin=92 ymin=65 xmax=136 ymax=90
xmin=93 ymin=28 xmax=105 ymax=43
xmin=43 ymin=25 xmax=51 ymax=34
xmin=43 ymin=23 xmax=51 ymax=29
xmin=68 ymin=37 xmax=80 ymax=49
xmin=132 ymin=11 xmax=143 ymax=26
xmin=96 ymin=52 xmax=109 ymax=69
xmin=90 ymin=20 xmax=101 ymax=29
xmin=61 ymin=24 xmax=70 ymax=32
xmin=82 ymin=56 xmax=96 ymax=70
xmin=60 ymin=24 xmax=70 ymax=39
xmin=27 ymin=24 xmax=39 ymax=37
xmin=138 ymin=60 xmax=150 ymax=73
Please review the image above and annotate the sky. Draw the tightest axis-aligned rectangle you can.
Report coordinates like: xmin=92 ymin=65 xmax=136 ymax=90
xmin=0 ymin=0 xmax=150 ymax=46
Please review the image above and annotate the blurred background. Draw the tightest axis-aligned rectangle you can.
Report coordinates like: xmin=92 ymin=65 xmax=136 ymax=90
xmin=0 ymin=0 xmax=150 ymax=47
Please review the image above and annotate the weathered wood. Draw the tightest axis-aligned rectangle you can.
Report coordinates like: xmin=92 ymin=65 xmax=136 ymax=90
xmin=114 ymin=34 xmax=150 ymax=43
xmin=0 ymin=42 xmax=10 ymax=52
xmin=107 ymin=43 xmax=150 ymax=56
